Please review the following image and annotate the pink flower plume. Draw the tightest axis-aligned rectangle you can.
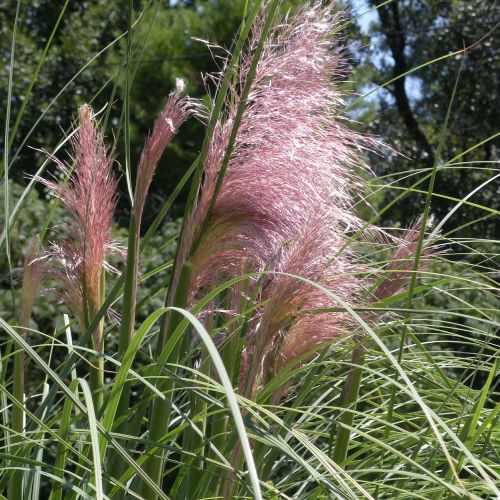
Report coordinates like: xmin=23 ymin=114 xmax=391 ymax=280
xmin=238 ymin=216 xmax=364 ymax=396
xmin=184 ymin=3 xmax=369 ymax=297
xmin=172 ymin=2 xmax=438 ymax=398
xmin=134 ymin=81 xmax=197 ymax=225
xmin=373 ymin=218 xmax=438 ymax=302
xmin=19 ymin=235 xmax=43 ymax=328
xmin=39 ymin=105 xmax=118 ymax=331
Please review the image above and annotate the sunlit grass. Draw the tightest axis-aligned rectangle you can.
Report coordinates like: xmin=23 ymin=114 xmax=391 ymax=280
xmin=0 ymin=1 xmax=498 ymax=499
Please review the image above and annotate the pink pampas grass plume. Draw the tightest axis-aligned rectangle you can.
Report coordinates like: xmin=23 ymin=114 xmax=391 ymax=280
xmin=167 ymin=1 xmax=438 ymax=405
xmin=39 ymin=105 xmax=118 ymax=339
xmin=118 ymin=81 xmax=196 ymax=349
xmin=19 ymin=235 xmax=43 ymax=330
xmin=238 ymin=216 xmax=364 ymax=398
xmin=166 ymin=3 xmax=376 ymax=396
xmin=134 ymin=79 xmax=196 ymax=225
xmin=273 ymin=218 xmax=439 ymax=380
xmin=374 ymin=218 xmax=438 ymax=302
xmin=182 ymin=3 xmax=370 ymax=302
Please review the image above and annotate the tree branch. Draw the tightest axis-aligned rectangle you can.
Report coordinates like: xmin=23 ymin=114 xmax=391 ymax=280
xmin=370 ymin=0 xmax=435 ymax=167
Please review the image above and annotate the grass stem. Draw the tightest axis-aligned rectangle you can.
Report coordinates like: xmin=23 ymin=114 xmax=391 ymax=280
xmin=333 ymin=344 xmax=365 ymax=465
xmin=137 ymin=260 xmax=192 ymax=499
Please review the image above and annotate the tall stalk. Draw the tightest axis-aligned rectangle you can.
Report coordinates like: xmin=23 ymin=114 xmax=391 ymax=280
xmin=8 ymin=345 xmax=26 ymax=500
xmin=105 ymin=214 xmax=138 ymax=486
xmin=105 ymin=0 xmax=136 ymax=453
xmin=109 ymin=0 xmax=135 ymax=428
xmin=88 ymin=255 xmax=107 ymax=414
xmin=88 ymin=333 xmax=104 ymax=415
xmin=8 ymin=236 xmax=41 ymax=500
xmin=333 ymin=344 xmax=366 ymax=465
xmin=136 ymin=260 xmax=192 ymax=498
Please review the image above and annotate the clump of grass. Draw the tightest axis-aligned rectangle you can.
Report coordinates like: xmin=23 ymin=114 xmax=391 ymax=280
xmin=0 ymin=1 xmax=498 ymax=500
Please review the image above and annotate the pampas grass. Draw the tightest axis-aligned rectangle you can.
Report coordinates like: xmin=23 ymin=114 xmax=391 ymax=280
xmin=0 ymin=1 xmax=498 ymax=499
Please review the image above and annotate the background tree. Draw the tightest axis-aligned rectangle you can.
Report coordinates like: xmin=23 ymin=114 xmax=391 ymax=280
xmin=353 ymin=0 xmax=499 ymax=237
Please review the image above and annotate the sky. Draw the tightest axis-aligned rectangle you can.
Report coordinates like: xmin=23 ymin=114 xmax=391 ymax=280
xmin=170 ymin=0 xmax=422 ymax=101
xmin=350 ymin=0 xmax=378 ymax=35
xmin=350 ymin=0 xmax=424 ymax=102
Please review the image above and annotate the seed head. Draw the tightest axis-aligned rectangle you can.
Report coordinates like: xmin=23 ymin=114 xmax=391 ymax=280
xmin=39 ymin=105 xmax=117 ymax=331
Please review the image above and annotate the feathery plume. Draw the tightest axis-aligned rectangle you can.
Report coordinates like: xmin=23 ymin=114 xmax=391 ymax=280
xmin=19 ymin=235 xmax=43 ymax=329
xmin=134 ymin=81 xmax=196 ymax=225
xmin=164 ymin=3 xmax=374 ymax=400
xmin=273 ymin=218 xmax=439 ymax=378
xmin=116 ymin=83 xmax=196 ymax=360
xmin=183 ymin=3 xmax=368 ymax=299
xmin=174 ymin=2 xmax=436 ymax=401
xmin=39 ymin=105 xmax=117 ymax=339
xmin=238 ymin=216 xmax=364 ymax=396
xmin=374 ymin=218 xmax=437 ymax=301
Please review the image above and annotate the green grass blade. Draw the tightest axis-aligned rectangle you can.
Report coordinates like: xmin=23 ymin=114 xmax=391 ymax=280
xmin=101 ymin=307 xmax=168 ymax=458
xmin=77 ymin=379 xmax=104 ymax=500
xmin=29 ymin=382 xmax=49 ymax=500
xmin=50 ymin=379 xmax=79 ymax=500
xmin=333 ymin=345 xmax=366 ymax=465
xmin=168 ymin=306 xmax=262 ymax=500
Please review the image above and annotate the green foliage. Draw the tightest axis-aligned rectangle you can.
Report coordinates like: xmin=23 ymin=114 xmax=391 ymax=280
xmin=352 ymin=0 xmax=499 ymax=237
xmin=0 ymin=1 xmax=498 ymax=499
